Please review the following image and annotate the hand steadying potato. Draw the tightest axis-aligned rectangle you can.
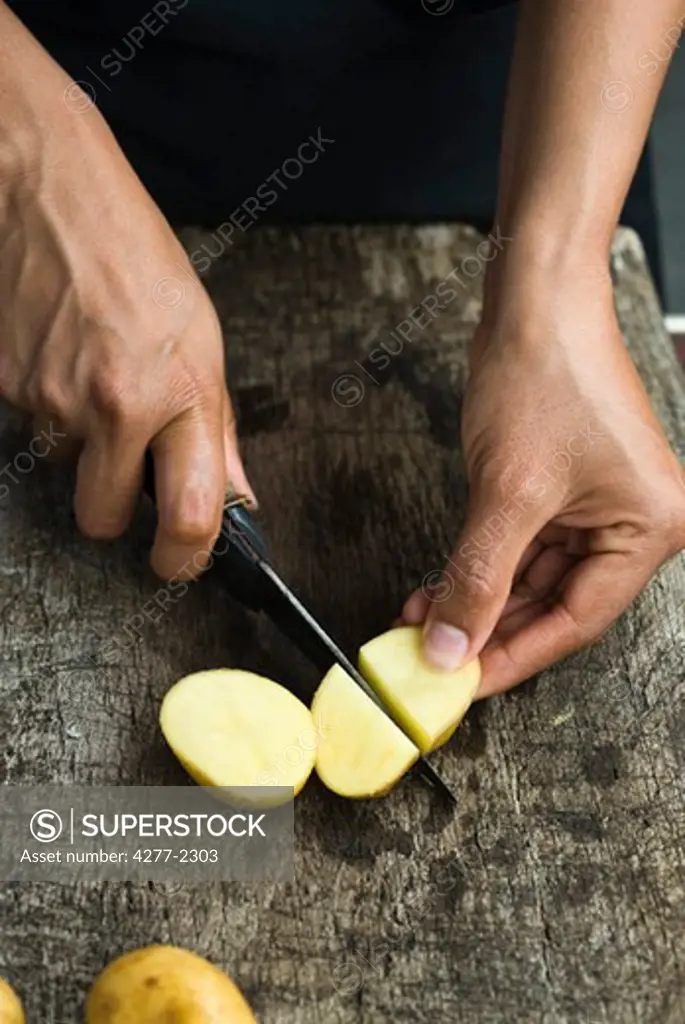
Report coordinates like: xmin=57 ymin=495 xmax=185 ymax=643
xmin=404 ymin=254 xmax=685 ymax=695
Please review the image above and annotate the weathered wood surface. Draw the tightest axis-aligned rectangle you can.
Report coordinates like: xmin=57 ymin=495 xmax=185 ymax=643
xmin=0 ymin=224 xmax=683 ymax=1023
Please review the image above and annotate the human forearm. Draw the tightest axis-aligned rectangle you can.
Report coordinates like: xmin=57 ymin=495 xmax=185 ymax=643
xmin=0 ymin=2 xmax=58 ymax=178
xmin=0 ymin=0 xmax=105 ymax=194
xmin=411 ymin=0 xmax=685 ymax=675
xmin=492 ymin=0 xmax=684 ymax=273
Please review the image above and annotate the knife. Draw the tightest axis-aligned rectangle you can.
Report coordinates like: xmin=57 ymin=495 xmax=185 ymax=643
xmin=143 ymin=454 xmax=457 ymax=805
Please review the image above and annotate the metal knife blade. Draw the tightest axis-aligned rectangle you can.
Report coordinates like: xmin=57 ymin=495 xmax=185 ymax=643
xmin=246 ymin=555 xmax=457 ymax=805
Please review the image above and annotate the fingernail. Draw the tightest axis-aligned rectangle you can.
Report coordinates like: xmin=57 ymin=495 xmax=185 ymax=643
xmin=423 ymin=621 xmax=469 ymax=671
xmin=225 ymin=451 xmax=258 ymax=508
xmin=229 ymin=477 xmax=258 ymax=510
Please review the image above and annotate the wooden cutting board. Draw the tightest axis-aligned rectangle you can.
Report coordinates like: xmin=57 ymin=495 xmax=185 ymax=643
xmin=0 ymin=223 xmax=683 ymax=1023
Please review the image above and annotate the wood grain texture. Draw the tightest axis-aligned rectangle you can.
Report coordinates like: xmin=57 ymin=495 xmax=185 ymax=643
xmin=0 ymin=224 xmax=683 ymax=1024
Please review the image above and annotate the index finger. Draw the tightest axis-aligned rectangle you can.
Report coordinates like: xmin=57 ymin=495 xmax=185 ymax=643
xmin=149 ymin=402 xmax=226 ymax=581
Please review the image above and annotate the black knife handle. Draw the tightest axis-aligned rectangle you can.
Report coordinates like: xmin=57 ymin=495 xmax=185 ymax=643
xmin=142 ymin=450 xmax=269 ymax=610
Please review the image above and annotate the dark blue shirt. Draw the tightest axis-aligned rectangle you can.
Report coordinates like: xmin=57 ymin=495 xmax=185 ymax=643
xmin=8 ymin=1 xmax=518 ymax=224
xmin=6 ymin=0 xmax=660 ymax=291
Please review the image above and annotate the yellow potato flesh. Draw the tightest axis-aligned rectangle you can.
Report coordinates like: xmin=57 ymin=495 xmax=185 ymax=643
xmin=312 ymin=664 xmax=419 ymax=798
xmin=85 ymin=945 xmax=256 ymax=1024
xmin=160 ymin=670 xmax=316 ymax=805
xmin=0 ymin=978 xmax=23 ymax=1024
xmin=359 ymin=626 xmax=481 ymax=753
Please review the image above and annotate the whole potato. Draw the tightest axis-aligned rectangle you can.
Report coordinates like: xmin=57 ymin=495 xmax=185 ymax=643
xmin=85 ymin=946 xmax=256 ymax=1023
xmin=0 ymin=978 xmax=23 ymax=1024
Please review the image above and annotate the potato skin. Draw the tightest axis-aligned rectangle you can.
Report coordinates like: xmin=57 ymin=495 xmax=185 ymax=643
xmin=85 ymin=945 xmax=256 ymax=1024
xmin=0 ymin=978 xmax=24 ymax=1024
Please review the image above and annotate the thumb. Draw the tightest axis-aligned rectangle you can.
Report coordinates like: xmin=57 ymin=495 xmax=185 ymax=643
xmin=223 ymin=392 xmax=257 ymax=506
xmin=422 ymin=491 xmax=549 ymax=671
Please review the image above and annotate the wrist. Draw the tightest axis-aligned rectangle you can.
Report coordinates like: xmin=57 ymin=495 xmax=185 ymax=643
xmin=481 ymin=218 xmax=614 ymax=330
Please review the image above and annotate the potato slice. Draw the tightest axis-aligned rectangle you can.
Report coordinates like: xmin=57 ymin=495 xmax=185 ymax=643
xmin=86 ymin=945 xmax=256 ymax=1023
xmin=359 ymin=626 xmax=481 ymax=753
xmin=0 ymin=978 xmax=23 ymax=1024
xmin=160 ymin=670 xmax=316 ymax=805
xmin=312 ymin=664 xmax=419 ymax=798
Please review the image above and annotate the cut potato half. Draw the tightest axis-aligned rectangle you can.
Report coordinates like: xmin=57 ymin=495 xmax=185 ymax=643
xmin=160 ymin=669 xmax=316 ymax=805
xmin=85 ymin=945 xmax=256 ymax=1024
xmin=359 ymin=626 xmax=481 ymax=753
xmin=312 ymin=664 xmax=419 ymax=798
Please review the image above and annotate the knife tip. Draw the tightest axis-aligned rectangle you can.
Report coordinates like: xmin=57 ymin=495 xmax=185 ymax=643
xmin=416 ymin=758 xmax=457 ymax=805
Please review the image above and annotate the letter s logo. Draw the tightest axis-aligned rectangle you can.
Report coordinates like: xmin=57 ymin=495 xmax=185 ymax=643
xmin=30 ymin=809 xmax=64 ymax=843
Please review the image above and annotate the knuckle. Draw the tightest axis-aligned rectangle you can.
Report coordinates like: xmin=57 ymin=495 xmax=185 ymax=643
xmin=470 ymin=453 xmax=529 ymax=504
xmin=169 ymin=506 xmax=220 ymax=548
xmin=86 ymin=327 xmax=151 ymax=423
xmin=77 ymin=510 xmax=127 ymax=541
xmin=451 ymin=558 xmax=498 ymax=602
xmin=25 ymin=373 xmax=71 ymax=421
xmin=556 ymin=603 xmax=600 ymax=647
xmin=90 ymin=366 xmax=141 ymax=421
xmin=172 ymin=360 xmax=224 ymax=414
